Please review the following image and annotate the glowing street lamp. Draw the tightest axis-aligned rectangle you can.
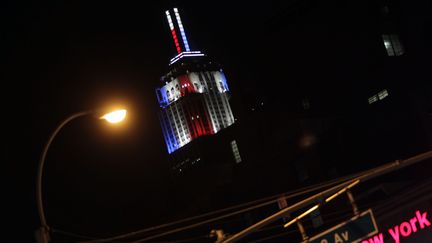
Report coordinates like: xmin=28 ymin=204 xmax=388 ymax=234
xmin=100 ymin=109 xmax=127 ymax=123
xmin=35 ymin=108 xmax=127 ymax=243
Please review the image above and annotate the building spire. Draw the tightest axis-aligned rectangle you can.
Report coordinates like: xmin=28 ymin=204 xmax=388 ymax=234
xmin=173 ymin=8 xmax=191 ymax=52
xmin=165 ymin=10 xmax=181 ymax=54
xmin=165 ymin=8 xmax=204 ymax=65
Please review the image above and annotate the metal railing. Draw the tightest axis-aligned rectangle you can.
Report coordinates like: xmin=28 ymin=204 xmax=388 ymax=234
xmin=222 ymin=150 xmax=432 ymax=243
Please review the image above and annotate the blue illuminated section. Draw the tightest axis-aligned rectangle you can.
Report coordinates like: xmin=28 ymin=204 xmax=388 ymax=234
xmin=156 ymin=87 xmax=169 ymax=108
xmin=173 ymin=8 xmax=191 ymax=52
xmin=159 ymin=111 xmax=180 ymax=154
xmin=156 ymin=87 xmax=177 ymax=153
xmin=220 ymin=71 xmax=229 ymax=92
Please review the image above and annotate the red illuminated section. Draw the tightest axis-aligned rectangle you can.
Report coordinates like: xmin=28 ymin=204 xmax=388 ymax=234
xmin=171 ymin=30 xmax=181 ymax=54
xmin=166 ymin=10 xmax=182 ymax=54
xmin=178 ymin=74 xmax=195 ymax=96
xmin=182 ymin=97 xmax=214 ymax=140
xmin=171 ymin=74 xmax=214 ymax=140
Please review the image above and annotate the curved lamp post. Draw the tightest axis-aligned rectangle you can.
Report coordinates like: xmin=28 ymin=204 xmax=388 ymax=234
xmin=35 ymin=109 xmax=127 ymax=243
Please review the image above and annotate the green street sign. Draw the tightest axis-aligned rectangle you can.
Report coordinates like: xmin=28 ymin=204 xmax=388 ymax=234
xmin=307 ymin=209 xmax=378 ymax=243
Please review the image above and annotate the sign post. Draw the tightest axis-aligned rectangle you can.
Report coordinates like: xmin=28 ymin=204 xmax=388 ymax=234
xmin=307 ymin=209 xmax=378 ymax=243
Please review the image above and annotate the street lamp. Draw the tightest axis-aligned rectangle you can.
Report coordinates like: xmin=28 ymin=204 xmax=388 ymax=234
xmin=35 ymin=109 xmax=127 ymax=243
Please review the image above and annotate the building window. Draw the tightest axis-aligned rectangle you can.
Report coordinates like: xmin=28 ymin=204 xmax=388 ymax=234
xmin=230 ymin=140 xmax=242 ymax=163
xmin=368 ymin=89 xmax=389 ymax=104
xmin=382 ymin=34 xmax=404 ymax=56
xmin=368 ymin=95 xmax=378 ymax=104
xmin=378 ymin=89 xmax=388 ymax=100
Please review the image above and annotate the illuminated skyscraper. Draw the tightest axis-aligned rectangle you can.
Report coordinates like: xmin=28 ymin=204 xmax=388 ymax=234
xmin=156 ymin=8 xmax=239 ymax=175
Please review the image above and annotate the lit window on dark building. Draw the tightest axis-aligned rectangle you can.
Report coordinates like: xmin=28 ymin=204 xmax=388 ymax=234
xmin=368 ymin=89 xmax=389 ymax=104
xmin=378 ymin=89 xmax=389 ymax=100
xmin=368 ymin=95 xmax=378 ymax=104
xmin=230 ymin=140 xmax=242 ymax=163
xmin=382 ymin=34 xmax=404 ymax=56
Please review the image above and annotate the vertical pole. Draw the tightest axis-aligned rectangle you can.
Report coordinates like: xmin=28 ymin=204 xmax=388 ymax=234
xmin=277 ymin=195 xmax=289 ymax=222
xmin=346 ymin=190 xmax=359 ymax=216
xmin=296 ymin=221 xmax=308 ymax=242
xmin=35 ymin=227 xmax=50 ymax=243
xmin=36 ymin=111 xmax=92 ymax=243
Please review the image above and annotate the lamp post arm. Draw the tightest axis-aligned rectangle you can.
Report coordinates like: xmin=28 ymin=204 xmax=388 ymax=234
xmin=36 ymin=110 xmax=93 ymax=229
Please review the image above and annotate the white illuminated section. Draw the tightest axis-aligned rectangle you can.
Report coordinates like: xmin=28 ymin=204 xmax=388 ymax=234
xmin=169 ymin=51 xmax=205 ymax=65
xmin=166 ymin=10 xmax=181 ymax=54
xmin=165 ymin=10 xmax=175 ymax=31
xmin=170 ymin=51 xmax=203 ymax=62
xmin=173 ymin=8 xmax=191 ymax=52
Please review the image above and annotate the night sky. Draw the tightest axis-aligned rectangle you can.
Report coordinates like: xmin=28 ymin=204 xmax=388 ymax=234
xmin=3 ymin=0 xmax=431 ymax=242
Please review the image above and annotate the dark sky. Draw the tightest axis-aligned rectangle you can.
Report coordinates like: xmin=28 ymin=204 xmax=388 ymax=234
xmin=4 ymin=0 xmax=431 ymax=242
xmin=5 ymin=1 xmax=305 ymax=241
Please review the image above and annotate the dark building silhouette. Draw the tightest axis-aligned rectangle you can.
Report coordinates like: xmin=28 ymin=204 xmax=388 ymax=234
xmin=154 ymin=1 xmax=431 ymax=236
xmin=232 ymin=0 xmax=432 ymax=195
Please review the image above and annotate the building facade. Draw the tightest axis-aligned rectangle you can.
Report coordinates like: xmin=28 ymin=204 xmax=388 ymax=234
xmin=156 ymin=8 xmax=239 ymax=177
xmin=156 ymin=60 xmax=234 ymax=155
